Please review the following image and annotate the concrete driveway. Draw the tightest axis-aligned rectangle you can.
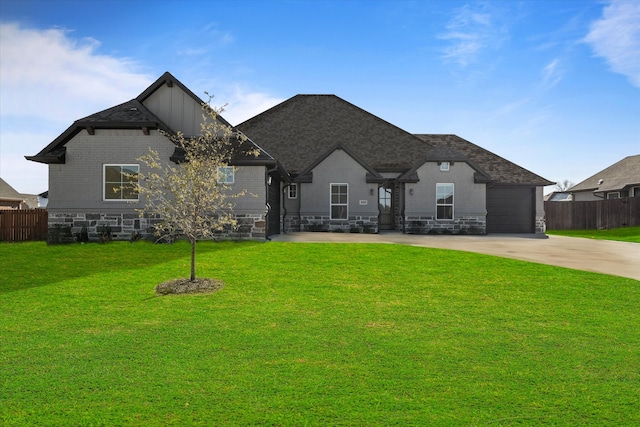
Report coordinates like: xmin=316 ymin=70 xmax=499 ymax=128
xmin=270 ymin=232 xmax=640 ymax=281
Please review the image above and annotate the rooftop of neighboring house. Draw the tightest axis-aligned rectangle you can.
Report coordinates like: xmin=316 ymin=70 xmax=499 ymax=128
xmin=0 ymin=177 xmax=39 ymax=208
xmin=570 ymin=154 xmax=640 ymax=193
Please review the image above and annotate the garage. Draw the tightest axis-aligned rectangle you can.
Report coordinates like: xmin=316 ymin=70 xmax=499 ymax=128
xmin=486 ymin=185 xmax=535 ymax=233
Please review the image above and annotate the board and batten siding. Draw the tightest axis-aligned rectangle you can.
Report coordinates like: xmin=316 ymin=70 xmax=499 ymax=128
xmin=142 ymin=83 xmax=204 ymax=136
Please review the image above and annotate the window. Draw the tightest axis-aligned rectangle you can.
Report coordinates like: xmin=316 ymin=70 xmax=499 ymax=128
xmin=632 ymin=187 xmax=640 ymax=197
xmin=288 ymin=183 xmax=298 ymax=199
xmin=607 ymin=192 xmax=620 ymax=200
xmin=436 ymin=183 xmax=454 ymax=220
xmin=217 ymin=166 xmax=234 ymax=184
xmin=104 ymin=164 xmax=139 ymax=201
xmin=330 ymin=184 xmax=348 ymax=220
xmin=440 ymin=161 xmax=450 ymax=171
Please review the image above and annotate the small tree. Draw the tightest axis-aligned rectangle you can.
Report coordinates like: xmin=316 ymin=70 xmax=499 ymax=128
xmin=555 ymin=179 xmax=574 ymax=192
xmin=136 ymin=96 xmax=257 ymax=283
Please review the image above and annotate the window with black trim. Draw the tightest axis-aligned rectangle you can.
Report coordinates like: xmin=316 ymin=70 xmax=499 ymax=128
xmin=436 ymin=183 xmax=454 ymax=220
xmin=330 ymin=184 xmax=348 ymax=219
xmin=104 ymin=164 xmax=139 ymax=201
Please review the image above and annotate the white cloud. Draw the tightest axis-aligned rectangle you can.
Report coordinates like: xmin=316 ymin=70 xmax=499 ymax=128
xmin=584 ymin=0 xmax=640 ymax=88
xmin=0 ymin=23 xmax=154 ymax=122
xmin=0 ymin=22 xmax=154 ymax=194
xmin=439 ymin=2 xmax=510 ymax=67
xmin=541 ymin=58 xmax=564 ymax=88
xmin=0 ymin=23 xmax=282 ymax=193
xmin=222 ymin=86 xmax=284 ymax=125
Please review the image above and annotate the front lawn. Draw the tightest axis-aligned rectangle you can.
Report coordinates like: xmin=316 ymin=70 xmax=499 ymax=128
xmin=1 ymin=241 xmax=639 ymax=426
xmin=546 ymin=226 xmax=640 ymax=243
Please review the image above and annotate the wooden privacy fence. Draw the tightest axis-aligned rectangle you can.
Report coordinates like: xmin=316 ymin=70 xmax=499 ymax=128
xmin=0 ymin=209 xmax=48 ymax=242
xmin=545 ymin=198 xmax=640 ymax=230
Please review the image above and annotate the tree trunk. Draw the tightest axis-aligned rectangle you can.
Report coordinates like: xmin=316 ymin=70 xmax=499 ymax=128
xmin=190 ymin=239 xmax=197 ymax=281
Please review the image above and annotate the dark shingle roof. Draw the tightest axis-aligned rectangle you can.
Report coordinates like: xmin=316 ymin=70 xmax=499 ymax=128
xmin=26 ymin=72 xmax=267 ymax=165
xmin=236 ymin=95 xmax=430 ymax=174
xmin=237 ymin=94 xmax=552 ymax=185
xmin=76 ymin=99 xmax=167 ymax=128
xmin=415 ymin=134 xmax=553 ymax=185
xmin=570 ymin=154 xmax=640 ymax=193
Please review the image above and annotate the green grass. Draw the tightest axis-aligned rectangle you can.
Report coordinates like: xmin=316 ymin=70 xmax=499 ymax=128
xmin=1 ymin=240 xmax=639 ymax=426
xmin=546 ymin=226 xmax=640 ymax=243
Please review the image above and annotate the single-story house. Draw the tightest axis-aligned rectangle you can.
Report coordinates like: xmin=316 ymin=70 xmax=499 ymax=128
xmin=237 ymin=94 xmax=552 ymax=234
xmin=0 ymin=178 xmax=39 ymax=210
xmin=569 ymin=155 xmax=640 ymax=201
xmin=27 ymin=72 xmax=552 ymax=241
xmin=544 ymin=191 xmax=572 ymax=202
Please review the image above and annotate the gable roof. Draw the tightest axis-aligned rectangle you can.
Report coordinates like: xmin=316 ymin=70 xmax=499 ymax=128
xmin=399 ymin=143 xmax=493 ymax=183
xmin=570 ymin=154 xmax=640 ymax=193
xmin=237 ymin=94 xmax=552 ymax=186
xmin=0 ymin=178 xmax=39 ymax=208
xmin=236 ymin=95 xmax=431 ymax=175
xmin=26 ymin=72 xmax=270 ymax=166
xmin=415 ymin=134 xmax=553 ymax=185
xmin=295 ymin=143 xmax=384 ymax=183
xmin=0 ymin=177 xmax=23 ymax=200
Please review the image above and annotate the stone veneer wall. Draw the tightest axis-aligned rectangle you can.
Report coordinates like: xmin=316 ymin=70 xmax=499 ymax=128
xmin=405 ymin=215 xmax=486 ymax=235
xmin=47 ymin=212 xmax=266 ymax=243
xmin=536 ymin=214 xmax=546 ymax=234
xmin=291 ymin=215 xmax=378 ymax=233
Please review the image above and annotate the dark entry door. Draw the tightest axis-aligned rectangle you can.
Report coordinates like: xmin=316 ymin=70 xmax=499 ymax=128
xmin=267 ymin=178 xmax=280 ymax=236
xmin=379 ymin=185 xmax=394 ymax=230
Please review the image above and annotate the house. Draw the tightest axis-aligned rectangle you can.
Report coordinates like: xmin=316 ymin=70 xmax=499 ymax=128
xmin=544 ymin=191 xmax=572 ymax=202
xmin=38 ymin=191 xmax=49 ymax=208
xmin=237 ymin=95 xmax=552 ymax=234
xmin=0 ymin=178 xmax=38 ymax=210
xmin=569 ymin=155 xmax=640 ymax=201
xmin=27 ymin=72 xmax=552 ymax=241
xmin=26 ymin=72 xmax=278 ymax=241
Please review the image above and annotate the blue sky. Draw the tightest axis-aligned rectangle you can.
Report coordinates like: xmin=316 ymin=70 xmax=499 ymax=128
xmin=1 ymin=0 xmax=638 ymax=194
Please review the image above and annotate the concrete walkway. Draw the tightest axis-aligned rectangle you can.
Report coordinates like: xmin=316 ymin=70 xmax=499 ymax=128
xmin=270 ymin=232 xmax=640 ymax=281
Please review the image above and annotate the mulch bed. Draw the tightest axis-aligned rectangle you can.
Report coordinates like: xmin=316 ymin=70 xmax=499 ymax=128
xmin=155 ymin=278 xmax=224 ymax=295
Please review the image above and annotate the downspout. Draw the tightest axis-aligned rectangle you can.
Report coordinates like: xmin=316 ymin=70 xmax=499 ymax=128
xmin=400 ymin=182 xmax=406 ymax=233
xmin=281 ymin=183 xmax=291 ymax=234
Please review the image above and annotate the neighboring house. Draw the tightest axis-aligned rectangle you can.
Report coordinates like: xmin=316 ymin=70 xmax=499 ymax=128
xmin=0 ymin=178 xmax=38 ymax=210
xmin=26 ymin=72 xmax=278 ymax=240
xmin=237 ymin=95 xmax=552 ymax=234
xmin=569 ymin=155 xmax=640 ymax=201
xmin=544 ymin=191 xmax=572 ymax=202
xmin=38 ymin=191 xmax=49 ymax=208
xmin=27 ymin=72 xmax=553 ymax=241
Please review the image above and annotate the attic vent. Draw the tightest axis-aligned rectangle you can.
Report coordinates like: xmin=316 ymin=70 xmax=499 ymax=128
xmin=597 ymin=179 xmax=604 ymax=185
xmin=129 ymin=107 xmax=138 ymax=111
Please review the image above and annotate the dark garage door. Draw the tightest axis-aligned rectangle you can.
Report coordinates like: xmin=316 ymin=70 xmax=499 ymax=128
xmin=487 ymin=186 xmax=535 ymax=233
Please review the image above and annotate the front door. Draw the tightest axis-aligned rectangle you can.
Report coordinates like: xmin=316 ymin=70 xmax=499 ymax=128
xmin=379 ymin=185 xmax=394 ymax=230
